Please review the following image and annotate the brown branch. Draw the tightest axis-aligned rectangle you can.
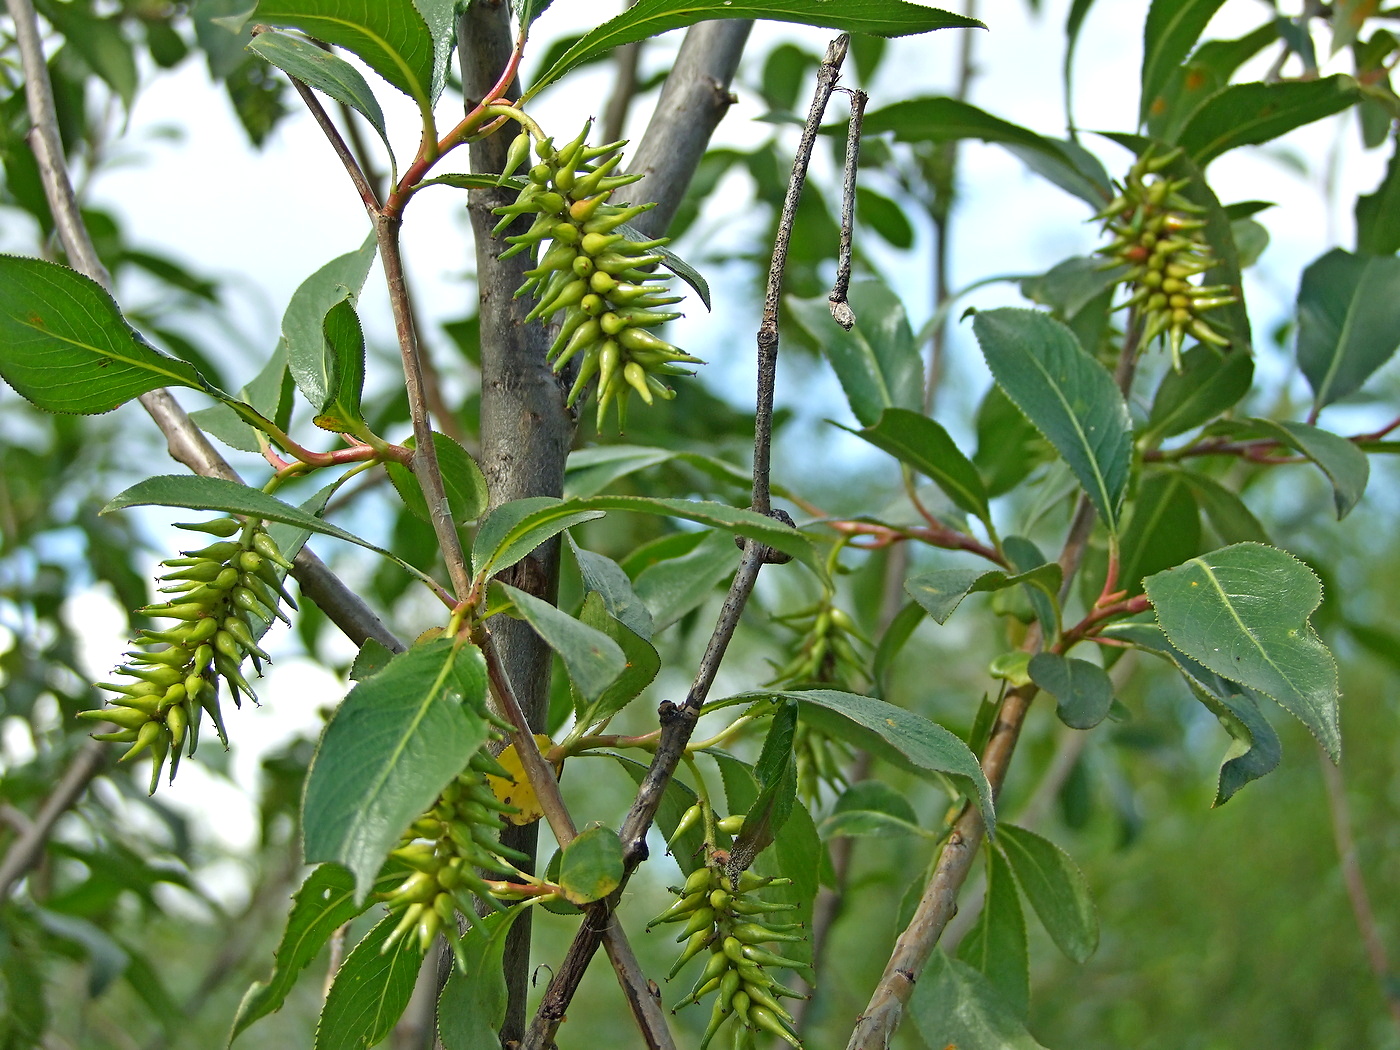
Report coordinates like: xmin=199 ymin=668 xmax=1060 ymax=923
xmin=1319 ymin=749 xmax=1400 ymax=1036
xmin=0 ymin=741 xmax=109 ymax=898
xmin=829 ymin=87 xmax=867 ymax=331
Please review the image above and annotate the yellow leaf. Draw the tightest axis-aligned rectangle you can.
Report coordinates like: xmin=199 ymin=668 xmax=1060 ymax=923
xmin=487 ymin=734 xmax=563 ymax=825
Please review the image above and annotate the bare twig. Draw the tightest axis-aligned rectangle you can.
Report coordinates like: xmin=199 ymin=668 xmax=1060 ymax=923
xmin=829 ymin=87 xmax=868 ymax=331
xmin=0 ymin=741 xmax=109 ymax=898
xmin=601 ymin=0 xmax=643 ymax=146
xmin=599 ymin=912 xmax=679 ymax=1050
xmin=1319 ymin=749 xmax=1400 ymax=1035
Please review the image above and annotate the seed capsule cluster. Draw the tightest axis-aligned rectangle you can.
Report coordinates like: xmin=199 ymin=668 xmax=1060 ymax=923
xmin=1097 ymin=149 xmax=1237 ymax=368
xmin=769 ymin=602 xmax=865 ymax=801
xmin=650 ymin=850 xmax=810 ymax=1049
xmin=82 ymin=518 xmax=293 ymax=792
xmin=382 ymin=749 xmax=525 ymax=954
xmin=494 ymin=120 xmax=702 ymax=430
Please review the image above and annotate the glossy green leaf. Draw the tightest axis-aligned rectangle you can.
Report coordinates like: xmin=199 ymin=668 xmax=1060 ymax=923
xmin=1296 ymin=247 xmax=1400 ymax=412
xmin=973 ymin=308 xmax=1132 ymax=532
xmin=437 ymin=907 xmax=528 ymax=1050
xmin=1117 ymin=472 xmax=1201 ymax=596
xmin=253 ymin=0 xmax=453 ymax=110
xmin=1144 ymin=542 xmax=1340 ymax=759
xmin=974 ymin=384 xmax=1054 ymax=497
xmin=633 ymin=530 xmax=740 ymax=633
xmin=857 ymin=186 xmax=915 ymax=248
xmin=498 ymin=584 xmax=626 ymax=702
xmin=570 ymin=539 xmax=653 ymax=640
xmin=1355 ymin=140 xmax=1400 ymax=255
xmin=1145 ymin=23 xmax=1278 ymax=142
xmin=386 ymin=432 xmax=489 ymax=526
xmin=574 ymin=592 xmax=659 ymax=724
xmin=558 ymin=825 xmax=625 ymax=904
xmin=247 ymin=29 xmax=396 ymax=168
xmin=1140 ymin=0 xmax=1229 ymax=125
xmin=1142 ymin=345 xmax=1254 ymax=443
xmin=311 ymin=299 xmax=367 ymax=432
xmin=104 ymin=474 xmax=411 ymax=569
xmin=526 ymin=0 xmax=983 ymax=96
xmin=230 ymin=863 xmax=404 ymax=1043
xmin=997 ymin=824 xmax=1098 ymax=963
xmin=1217 ymin=418 xmax=1370 ymax=519
xmin=860 ymin=97 xmax=1110 ymax=205
xmin=1028 ymin=653 xmax=1114 ymax=730
xmin=958 ymin=845 xmax=1029 ymax=1019
xmin=790 ymin=279 xmax=923 ymax=428
xmin=1182 ymin=472 xmax=1270 ymax=546
xmin=617 ymin=223 xmax=712 ymax=311
xmin=911 ymin=950 xmax=1049 ymax=1050
xmin=873 ymin=600 xmax=924 ymax=691
xmin=302 ymin=639 xmax=491 ymax=901
xmin=191 ymin=338 xmax=295 ymax=453
xmin=1104 ymin=621 xmax=1281 ymax=804
xmin=746 ymin=688 xmax=994 ymax=831
xmin=848 ymin=408 xmax=990 ymax=523
xmin=563 ymin=444 xmax=751 ymax=499
xmin=282 ymin=234 xmax=377 ymax=415
xmin=313 ymin=914 xmax=420 ymax=1050
xmin=471 ymin=497 xmax=605 ymax=579
xmin=1178 ymin=76 xmax=1360 ymax=166
xmin=732 ymin=702 xmax=799 ymax=868
xmin=820 ymin=780 xmax=924 ymax=839
xmin=906 ymin=564 xmax=1062 ymax=626
xmin=0 ymin=255 xmax=209 ymax=413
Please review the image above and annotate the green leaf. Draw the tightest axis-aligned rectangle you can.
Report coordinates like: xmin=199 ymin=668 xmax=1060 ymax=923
xmin=1144 ymin=542 xmax=1340 ymax=759
xmin=302 ymin=640 xmax=491 ymax=901
xmin=1028 ymin=653 xmax=1114 ymax=730
xmin=633 ymin=530 xmax=740 ymax=633
xmin=789 ymin=279 xmax=923 ymax=428
xmin=873 ymin=600 xmax=924 ymax=692
xmin=513 ymin=0 xmax=557 ymax=31
xmin=191 ymin=338 xmax=295 ymax=453
xmin=0 ymin=255 xmax=209 ymax=413
xmin=350 ymin=638 xmax=397 ymax=681
xmin=911 ymin=950 xmax=1049 ymax=1050
xmin=1142 ymin=344 xmax=1254 ymax=443
xmin=617 ymin=222 xmax=712 ymax=311
xmin=574 ymin=592 xmax=659 ymax=724
xmin=1296 ymin=247 xmax=1400 ymax=413
xmin=247 ymin=29 xmax=396 ymax=169
xmin=857 ymin=186 xmax=915 ymax=248
xmin=471 ymin=497 xmax=606 ymax=579
xmin=1182 ymin=472 xmax=1270 ymax=545
xmin=1062 ymin=0 xmax=1098 ymax=133
xmin=820 ymin=780 xmax=924 ymax=839
xmin=476 ymin=494 xmax=815 ymax=580
xmin=558 ymin=825 xmax=625 ymax=904
xmin=1019 ymin=255 xmax=1125 ymax=324
xmin=906 ymin=564 xmax=1062 ymax=626
xmin=1103 ymin=621 xmax=1281 ymax=804
xmin=997 ymin=824 xmax=1098 ymax=963
xmin=103 ymin=475 xmax=413 ymax=569
xmin=563 ymin=444 xmax=751 ymax=499
xmin=972 ymin=308 xmax=1132 ymax=532
xmin=437 ymin=907 xmax=528 ymax=1049
xmin=848 ymin=408 xmax=989 ymax=524
xmin=569 ymin=539 xmax=654 ymax=639
xmin=230 ymin=864 xmax=403 ymax=1043
xmin=1218 ymin=418 xmax=1370 ymax=519
xmin=1177 ymin=76 xmax=1360 ymax=166
xmin=498 ymin=584 xmax=626 ymax=702
xmin=312 ymin=298 xmax=368 ymax=432
xmin=958 ymin=846 xmax=1030 ymax=1019
xmin=1355 ymin=139 xmax=1400 ymax=255
xmin=525 ymin=0 xmax=983 ymax=96
xmin=1145 ymin=23 xmax=1279 ymax=143
xmin=282 ymin=234 xmax=377 ymax=415
xmin=1140 ymin=0 xmax=1229 ymax=125
xmin=386 ymin=432 xmax=490 ymax=525
xmin=748 ymin=689 xmax=994 ymax=831
xmin=612 ymin=754 xmax=705 ymax=875
xmin=974 ymin=384 xmax=1054 ymax=497
xmin=731 ymin=702 xmax=799 ymax=867
xmin=860 ymin=97 xmax=1110 ymax=206
xmin=253 ymin=0 xmax=453 ymax=111
xmin=313 ymin=914 xmax=420 ymax=1050
xmin=44 ymin=4 xmax=139 ymax=111
xmin=1117 ymin=472 xmax=1202 ymax=596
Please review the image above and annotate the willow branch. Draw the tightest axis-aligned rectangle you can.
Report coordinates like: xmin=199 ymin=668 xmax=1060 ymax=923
xmin=0 ymin=741 xmax=109 ymax=898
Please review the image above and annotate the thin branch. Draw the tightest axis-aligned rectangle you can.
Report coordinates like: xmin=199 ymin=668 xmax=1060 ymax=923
xmin=599 ymin=912 xmax=679 ymax=1050
xmin=754 ymin=33 xmax=851 ymax=515
xmin=0 ymin=741 xmax=108 ymax=898
xmin=376 ymin=216 xmax=473 ymax=603
xmin=1319 ymin=749 xmax=1400 ymax=1035
xmin=829 ymin=87 xmax=867 ymax=331
xmin=601 ymin=0 xmax=643 ymax=147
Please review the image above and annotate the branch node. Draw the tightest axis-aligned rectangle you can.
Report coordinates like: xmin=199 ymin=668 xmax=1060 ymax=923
xmin=733 ymin=507 xmax=796 ymax=565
